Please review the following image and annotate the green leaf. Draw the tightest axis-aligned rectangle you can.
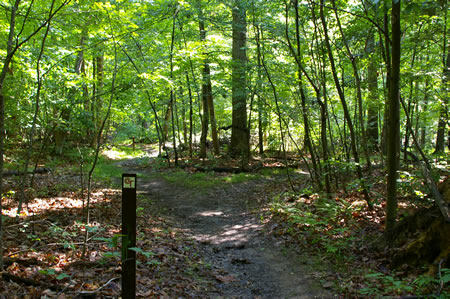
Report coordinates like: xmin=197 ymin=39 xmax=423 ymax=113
xmin=56 ymin=273 xmax=70 ymax=280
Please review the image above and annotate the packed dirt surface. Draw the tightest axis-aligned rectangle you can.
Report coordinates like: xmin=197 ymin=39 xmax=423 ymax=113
xmin=120 ymin=156 xmax=331 ymax=298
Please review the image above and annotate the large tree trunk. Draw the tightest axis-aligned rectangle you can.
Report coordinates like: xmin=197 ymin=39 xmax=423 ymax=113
xmin=230 ymin=0 xmax=249 ymax=165
xmin=386 ymin=0 xmax=401 ymax=241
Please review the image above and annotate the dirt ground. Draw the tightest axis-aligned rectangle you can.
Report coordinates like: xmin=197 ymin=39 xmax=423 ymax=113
xmin=120 ymin=157 xmax=332 ymax=298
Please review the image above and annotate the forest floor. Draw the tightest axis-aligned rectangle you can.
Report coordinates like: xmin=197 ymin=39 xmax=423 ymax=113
xmin=0 ymin=143 xmax=448 ymax=298
xmin=118 ymin=151 xmax=331 ymax=298
xmin=0 ymin=144 xmax=331 ymax=298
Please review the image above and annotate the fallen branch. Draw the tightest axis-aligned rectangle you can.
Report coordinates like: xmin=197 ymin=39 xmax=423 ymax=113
xmin=76 ymin=277 xmax=120 ymax=298
xmin=421 ymin=162 xmax=450 ymax=222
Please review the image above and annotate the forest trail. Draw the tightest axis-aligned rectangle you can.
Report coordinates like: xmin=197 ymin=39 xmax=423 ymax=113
xmin=118 ymin=155 xmax=330 ymax=298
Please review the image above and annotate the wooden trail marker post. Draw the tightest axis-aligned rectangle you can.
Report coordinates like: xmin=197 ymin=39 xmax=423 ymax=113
xmin=122 ymin=173 xmax=136 ymax=299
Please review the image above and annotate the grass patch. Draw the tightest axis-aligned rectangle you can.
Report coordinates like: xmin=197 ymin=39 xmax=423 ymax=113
xmin=222 ymin=172 xmax=260 ymax=183
xmin=162 ymin=170 xmax=261 ymax=189
xmin=92 ymin=155 xmax=123 ymax=186
xmin=103 ymin=145 xmax=147 ymax=160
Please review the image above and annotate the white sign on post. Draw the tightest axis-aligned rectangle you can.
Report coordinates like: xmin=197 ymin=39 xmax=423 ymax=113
xmin=123 ymin=176 xmax=136 ymax=189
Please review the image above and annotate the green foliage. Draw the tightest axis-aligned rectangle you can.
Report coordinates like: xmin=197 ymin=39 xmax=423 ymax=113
xmin=270 ymin=194 xmax=354 ymax=259
xmin=361 ymin=269 xmax=450 ymax=297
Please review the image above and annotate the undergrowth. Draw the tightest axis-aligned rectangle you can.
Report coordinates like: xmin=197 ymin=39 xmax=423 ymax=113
xmin=268 ymin=177 xmax=449 ymax=297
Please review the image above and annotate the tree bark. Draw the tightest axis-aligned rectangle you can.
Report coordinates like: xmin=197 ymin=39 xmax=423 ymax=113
xmin=185 ymin=72 xmax=194 ymax=157
xmin=169 ymin=7 xmax=178 ymax=166
xmin=198 ymin=6 xmax=209 ymax=158
xmin=420 ymin=78 xmax=429 ymax=147
xmin=385 ymin=0 xmax=401 ymax=241
xmin=230 ymin=0 xmax=249 ymax=165
xmin=435 ymin=4 xmax=448 ymax=153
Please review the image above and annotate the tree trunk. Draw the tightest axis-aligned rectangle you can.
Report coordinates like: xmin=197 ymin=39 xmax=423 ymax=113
xmin=198 ymin=7 xmax=210 ymax=159
xmin=380 ymin=3 xmax=392 ymax=156
xmin=319 ymin=0 xmax=371 ymax=207
xmin=366 ymin=31 xmax=379 ymax=151
xmin=208 ymin=86 xmax=219 ymax=155
xmin=196 ymin=9 xmax=219 ymax=156
xmin=82 ymin=31 xmax=118 ymax=257
xmin=332 ymin=0 xmax=371 ymax=169
xmin=386 ymin=0 xmax=401 ymax=241
xmin=181 ymin=87 xmax=188 ymax=145
xmin=185 ymin=72 xmax=194 ymax=157
xmin=420 ymin=79 xmax=429 ymax=147
xmin=17 ymin=0 xmax=56 ymax=217
xmin=90 ymin=54 xmax=104 ymax=147
xmin=260 ymin=35 xmax=295 ymax=191
xmin=435 ymin=5 xmax=448 ymax=154
xmin=230 ymin=0 xmax=249 ymax=165
xmin=170 ymin=7 xmax=178 ymax=166
xmin=162 ymin=105 xmax=171 ymax=144
xmin=255 ymin=27 xmax=264 ymax=156
xmin=284 ymin=0 xmax=321 ymax=189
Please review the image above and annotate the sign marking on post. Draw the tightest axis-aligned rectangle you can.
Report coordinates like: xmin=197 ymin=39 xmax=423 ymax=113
xmin=123 ymin=176 xmax=136 ymax=189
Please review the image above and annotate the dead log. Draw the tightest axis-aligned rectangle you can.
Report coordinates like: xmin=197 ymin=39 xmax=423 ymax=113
xmin=189 ymin=165 xmax=298 ymax=174
xmin=4 ymin=167 xmax=51 ymax=177
xmin=2 ymin=257 xmax=43 ymax=268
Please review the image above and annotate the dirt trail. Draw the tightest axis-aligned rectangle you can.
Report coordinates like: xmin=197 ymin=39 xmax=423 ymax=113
xmin=120 ymin=158 xmax=330 ymax=298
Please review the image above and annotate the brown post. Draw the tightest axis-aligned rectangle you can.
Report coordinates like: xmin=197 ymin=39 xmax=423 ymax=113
xmin=122 ymin=173 xmax=136 ymax=299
